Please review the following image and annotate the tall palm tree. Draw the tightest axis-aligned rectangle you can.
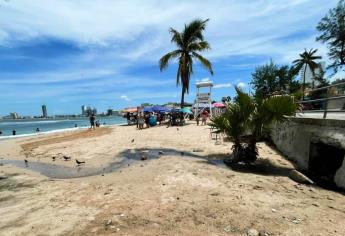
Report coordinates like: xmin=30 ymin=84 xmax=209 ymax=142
xmin=292 ymin=49 xmax=322 ymax=100
xmin=159 ymin=19 xmax=214 ymax=108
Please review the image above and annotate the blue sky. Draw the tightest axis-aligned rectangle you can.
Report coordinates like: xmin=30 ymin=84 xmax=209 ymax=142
xmin=0 ymin=0 xmax=339 ymax=116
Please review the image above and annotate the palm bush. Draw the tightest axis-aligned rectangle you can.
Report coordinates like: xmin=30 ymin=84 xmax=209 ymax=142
xmin=209 ymin=88 xmax=297 ymax=163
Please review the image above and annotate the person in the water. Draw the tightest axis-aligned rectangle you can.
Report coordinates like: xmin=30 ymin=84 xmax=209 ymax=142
xmin=36 ymin=128 xmax=40 ymax=132
xmin=12 ymin=129 xmax=16 ymax=135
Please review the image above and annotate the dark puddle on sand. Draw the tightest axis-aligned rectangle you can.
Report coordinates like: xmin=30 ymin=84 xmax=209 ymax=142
xmin=0 ymin=149 xmax=221 ymax=179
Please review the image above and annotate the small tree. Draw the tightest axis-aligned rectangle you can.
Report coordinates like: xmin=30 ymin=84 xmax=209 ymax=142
xmin=209 ymin=88 xmax=296 ymax=163
xmin=317 ymin=0 xmax=345 ymax=72
xmin=251 ymin=60 xmax=300 ymax=99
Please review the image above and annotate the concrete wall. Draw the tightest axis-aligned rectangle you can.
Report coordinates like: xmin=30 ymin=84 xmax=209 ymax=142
xmin=271 ymin=118 xmax=345 ymax=189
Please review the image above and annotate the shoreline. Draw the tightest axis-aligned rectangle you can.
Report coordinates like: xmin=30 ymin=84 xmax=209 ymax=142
xmin=0 ymin=122 xmax=127 ymax=141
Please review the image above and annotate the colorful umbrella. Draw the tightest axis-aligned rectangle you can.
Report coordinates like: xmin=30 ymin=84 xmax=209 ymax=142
xmin=212 ymin=102 xmax=226 ymax=108
xmin=180 ymin=107 xmax=193 ymax=114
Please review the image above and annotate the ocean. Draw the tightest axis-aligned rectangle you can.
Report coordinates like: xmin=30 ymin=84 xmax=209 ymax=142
xmin=0 ymin=116 xmax=126 ymax=139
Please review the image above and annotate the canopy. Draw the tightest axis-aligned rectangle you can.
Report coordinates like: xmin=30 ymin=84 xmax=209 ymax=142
xmin=143 ymin=107 xmax=154 ymax=113
xmin=170 ymin=108 xmax=181 ymax=113
xmin=212 ymin=102 xmax=226 ymax=108
xmin=152 ymin=106 xmax=170 ymax=113
xmin=180 ymin=107 xmax=193 ymax=114
xmin=123 ymin=107 xmax=137 ymax=113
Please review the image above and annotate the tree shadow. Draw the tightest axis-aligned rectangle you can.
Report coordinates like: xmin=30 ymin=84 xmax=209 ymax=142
xmin=223 ymin=158 xmax=294 ymax=177
xmin=119 ymin=148 xmax=294 ymax=178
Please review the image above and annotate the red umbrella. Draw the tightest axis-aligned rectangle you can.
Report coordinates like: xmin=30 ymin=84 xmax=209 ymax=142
xmin=212 ymin=102 xmax=226 ymax=108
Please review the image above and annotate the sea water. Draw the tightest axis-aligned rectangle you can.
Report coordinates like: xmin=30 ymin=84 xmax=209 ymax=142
xmin=0 ymin=116 xmax=126 ymax=138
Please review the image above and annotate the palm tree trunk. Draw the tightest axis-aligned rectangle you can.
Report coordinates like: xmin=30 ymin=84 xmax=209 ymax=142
xmin=302 ymin=63 xmax=307 ymax=101
xmin=180 ymin=87 xmax=185 ymax=108
xmin=341 ymin=40 xmax=345 ymax=65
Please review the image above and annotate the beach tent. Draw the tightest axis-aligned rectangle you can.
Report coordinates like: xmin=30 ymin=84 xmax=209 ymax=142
xmin=170 ymin=108 xmax=181 ymax=113
xmin=152 ymin=106 xmax=170 ymax=113
xmin=180 ymin=107 xmax=193 ymax=114
xmin=123 ymin=107 xmax=137 ymax=113
xmin=212 ymin=102 xmax=226 ymax=108
xmin=143 ymin=107 xmax=154 ymax=113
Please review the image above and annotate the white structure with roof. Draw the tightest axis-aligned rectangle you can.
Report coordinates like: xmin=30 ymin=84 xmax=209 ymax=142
xmin=194 ymin=81 xmax=213 ymax=117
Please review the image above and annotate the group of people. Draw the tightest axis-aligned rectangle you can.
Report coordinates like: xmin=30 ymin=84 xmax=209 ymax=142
xmin=136 ymin=112 xmax=166 ymax=130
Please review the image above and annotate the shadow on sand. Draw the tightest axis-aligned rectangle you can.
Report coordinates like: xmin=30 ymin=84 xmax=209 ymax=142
xmin=0 ymin=147 xmax=296 ymax=179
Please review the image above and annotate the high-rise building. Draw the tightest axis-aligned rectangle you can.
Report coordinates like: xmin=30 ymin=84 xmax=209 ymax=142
xmin=300 ymin=61 xmax=326 ymax=85
xmin=42 ymin=105 xmax=48 ymax=118
xmin=10 ymin=112 xmax=18 ymax=119
xmin=81 ymin=105 xmax=86 ymax=116
xmin=85 ymin=106 xmax=91 ymax=116
xmin=106 ymin=109 xmax=113 ymax=116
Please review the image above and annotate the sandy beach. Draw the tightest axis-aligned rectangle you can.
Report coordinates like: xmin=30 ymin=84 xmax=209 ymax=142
xmin=0 ymin=122 xmax=345 ymax=236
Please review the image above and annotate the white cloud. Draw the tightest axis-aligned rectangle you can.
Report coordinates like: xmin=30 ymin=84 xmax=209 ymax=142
xmin=214 ymin=83 xmax=232 ymax=89
xmin=0 ymin=0 xmax=338 ymax=63
xmin=120 ymin=95 xmax=130 ymax=101
xmin=237 ymin=82 xmax=247 ymax=89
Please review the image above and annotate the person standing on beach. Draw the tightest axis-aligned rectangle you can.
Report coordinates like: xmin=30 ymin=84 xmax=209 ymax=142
xmin=201 ymin=110 xmax=208 ymax=125
xmin=138 ymin=113 xmax=144 ymax=130
xmin=90 ymin=113 xmax=96 ymax=130
xmin=196 ymin=114 xmax=200 ymax=126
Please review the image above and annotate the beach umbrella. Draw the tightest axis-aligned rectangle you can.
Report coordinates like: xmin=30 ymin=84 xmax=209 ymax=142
xmin=152 ymin=106 xmax=170 ymax=113
xmin=143 ymin=106 xmax=154 ymax=112
xmin=180 ymin=107 xmax=193 ymax=114
xmin=123 ymin=107 xmax=137 ymax=113
xmin=212 ymin=102 xmax=226 ymax=108
xmin=170 ymin=108 xmax=180 ymax=113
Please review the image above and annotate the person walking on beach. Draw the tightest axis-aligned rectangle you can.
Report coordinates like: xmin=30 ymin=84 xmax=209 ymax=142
xmin=196 ymin=113 xmax=200 ymax=126
xmin=90 ymin=113 xmax=96 ymax=130
xmin=201 ymin=110 xmax=208 ymax=125
xmin=138 ymin=113 xmax=144 ymax=130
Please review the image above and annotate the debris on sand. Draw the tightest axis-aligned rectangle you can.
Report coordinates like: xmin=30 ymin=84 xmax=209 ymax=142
xmin=289 ymin=170 xmax=314 ymax=185
xmin=247 ymin=228 xmax=259 ymax=236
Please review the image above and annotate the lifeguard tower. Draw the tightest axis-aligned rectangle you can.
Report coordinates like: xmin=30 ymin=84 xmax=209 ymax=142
xmin=194 ymin=81 xmax=213 ymax=117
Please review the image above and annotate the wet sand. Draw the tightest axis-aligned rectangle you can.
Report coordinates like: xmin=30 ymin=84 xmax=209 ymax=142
xmin=0 ymin=123 xmax=345 ymax=235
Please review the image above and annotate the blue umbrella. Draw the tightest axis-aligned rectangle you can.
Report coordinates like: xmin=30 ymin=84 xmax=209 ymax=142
xmin=170 ymin=108 xmax=181 ymax=113
xmin=143 ymin=107 xmax=154 ymax=112
xmin=152 ymin=106 xmax=170 ymax=113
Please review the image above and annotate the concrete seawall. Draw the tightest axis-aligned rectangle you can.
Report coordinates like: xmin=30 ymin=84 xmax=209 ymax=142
xmin=271 ymin=117 xmax=345 ymax=189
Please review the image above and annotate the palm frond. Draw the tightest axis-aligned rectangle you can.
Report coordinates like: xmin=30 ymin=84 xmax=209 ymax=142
xmin=159 ymin=50 xmax=181 ymax=71
xmin=192 ymin=52 xmax=214 ymax=75
xmin=169 ymin=28 xmax=183 ymax=48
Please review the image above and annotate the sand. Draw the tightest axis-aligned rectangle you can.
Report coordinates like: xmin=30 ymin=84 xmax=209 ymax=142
xmin=0 ymin=122 xmax=345 ymax=236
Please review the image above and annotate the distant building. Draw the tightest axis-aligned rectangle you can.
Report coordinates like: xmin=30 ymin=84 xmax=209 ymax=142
xmin=113 ymin=110 xmax=120 ymax=116
xmin=106 ymin=109 xmax=113 ymax=116
xmin=10 ymin=112 xmax=18 ymax=119
xmin=85 ymin=106 xmax=92 ymax=116
xmin=42 ymin=105 xmax=48 ymax=118
xmin=81 ymin=105 xmax=86 ymax=116
xmin=300 ymin=61 xmax=326 ymax=85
